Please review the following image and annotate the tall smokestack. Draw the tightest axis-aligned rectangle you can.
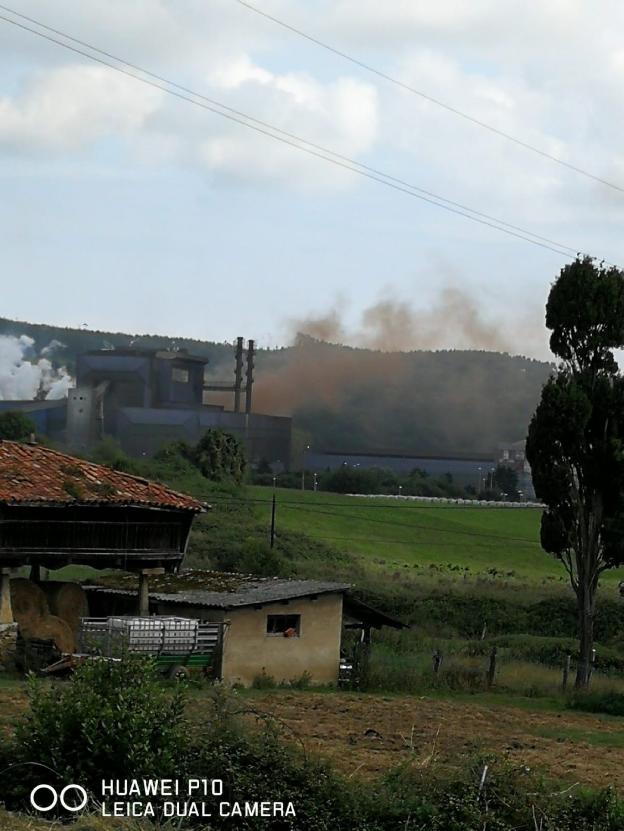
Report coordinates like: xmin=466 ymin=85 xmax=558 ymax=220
xmin=234 ymin=336 xmax=244 ymax=413
xmin=245 ymin=339 xmax=255 ymax=414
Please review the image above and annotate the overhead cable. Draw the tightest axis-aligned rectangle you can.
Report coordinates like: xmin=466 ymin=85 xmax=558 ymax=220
xmin=234 ymin=0 xmax=624 ymax=195
xmin=0 ymin=7 xmax=610 ymax=261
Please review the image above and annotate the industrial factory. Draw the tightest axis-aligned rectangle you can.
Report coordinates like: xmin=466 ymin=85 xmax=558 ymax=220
xmin=0 ymin=337 xmax=292 ymax=468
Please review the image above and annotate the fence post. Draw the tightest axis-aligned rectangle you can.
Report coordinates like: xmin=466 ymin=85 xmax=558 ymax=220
xmin=561 ymin=652 xmax=571 ymax=692
xmin=588 ymin=648 xmax=596 ymax=685
xmin=432 ymin=649 xmax=443 ymax=675
xmin=487 ymin=646 xmax=497 ymax=687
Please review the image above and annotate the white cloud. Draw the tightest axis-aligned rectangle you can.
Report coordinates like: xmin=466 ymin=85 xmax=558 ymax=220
xmin=0 ymin=1 xmax=623 ymax=220
xmin=0 ymin=64 xmax=162 ymax=152
xmin=193 ymin=57 xmax=378 ymax=188
xmin=0 ymin=7 xmax=379 ymax=189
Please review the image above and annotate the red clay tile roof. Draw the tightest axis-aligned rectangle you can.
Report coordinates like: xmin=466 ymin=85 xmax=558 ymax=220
xmin=0 ymin=440 xmax=203 ymax=511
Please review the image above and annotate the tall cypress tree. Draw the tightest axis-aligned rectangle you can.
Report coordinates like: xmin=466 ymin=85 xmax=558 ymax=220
xmin=527 ymin=257 xmax=624 ymax=687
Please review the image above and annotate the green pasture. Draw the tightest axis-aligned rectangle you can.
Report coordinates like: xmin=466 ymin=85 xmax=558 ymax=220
xmin=248 ymin=486 xmax=623 ymax=584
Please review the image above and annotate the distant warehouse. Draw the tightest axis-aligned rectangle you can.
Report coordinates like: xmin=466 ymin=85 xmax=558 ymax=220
xmin=305 ymin=449 xmax=496 ymax=487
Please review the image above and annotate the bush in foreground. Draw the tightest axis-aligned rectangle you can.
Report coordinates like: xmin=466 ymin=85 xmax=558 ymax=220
xmin=4 ymin=656 xmax=187 ymax=803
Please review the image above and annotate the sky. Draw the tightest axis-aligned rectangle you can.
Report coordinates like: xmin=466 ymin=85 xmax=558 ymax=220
xmin=1 ymin=0 xmax=624 ymax=360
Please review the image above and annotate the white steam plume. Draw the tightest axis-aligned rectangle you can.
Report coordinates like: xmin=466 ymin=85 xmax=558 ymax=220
xmin=0 ymin=335 xmax=73 ymax=400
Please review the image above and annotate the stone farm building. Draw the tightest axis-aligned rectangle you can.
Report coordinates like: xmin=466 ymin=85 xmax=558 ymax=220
xmin=86 ymin=572 xmax=403 ymax=686
xmin=0 ymin=439 xmax=203 ymax=662
xmin=0 ymin=440 xmax=402 ymax=684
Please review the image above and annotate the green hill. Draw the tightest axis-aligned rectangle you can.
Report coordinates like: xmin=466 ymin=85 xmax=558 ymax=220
xmin=0 ymin=316 xmax=551 ymax=456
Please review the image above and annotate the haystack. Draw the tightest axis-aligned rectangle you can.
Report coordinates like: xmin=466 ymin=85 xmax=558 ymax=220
xmin=20 ymin=614 xmax=75 ymax=654
xmin=41 ymin=582 xmax=89 ymax=634
xmin=10 ymin=578 xmax=48 ymax=626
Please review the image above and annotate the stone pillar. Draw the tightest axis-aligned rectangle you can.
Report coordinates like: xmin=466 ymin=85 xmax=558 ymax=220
xmin=0 ymin=569 xmax=13 ymax=625
xmin=138 ymin=568 xmax=164 ymax=617
xmin=0 ymin=623 xmax=18 ymax=671
xmin=138 ymin=573 xmax=150 ymax=617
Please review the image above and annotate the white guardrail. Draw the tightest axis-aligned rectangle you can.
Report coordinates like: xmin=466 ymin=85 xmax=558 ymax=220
xmin=347 ymin=493 xmax=544 ymax=508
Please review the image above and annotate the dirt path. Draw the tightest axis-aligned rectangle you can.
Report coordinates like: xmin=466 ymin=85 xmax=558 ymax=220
xmin=246 ymin=691 xmax=624 ymax=789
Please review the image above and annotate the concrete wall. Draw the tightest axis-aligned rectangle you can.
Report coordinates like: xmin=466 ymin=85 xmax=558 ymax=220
xmin=115 ymin=407 xmax=291 ymax=467
xmin=0 ymin=400 xmax=67 ymax=441
xmin=221 ymin=594 xmax=343 ymax=686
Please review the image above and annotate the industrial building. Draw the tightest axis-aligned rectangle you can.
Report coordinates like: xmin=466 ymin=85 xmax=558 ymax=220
xmin=304 ymin=449 xmax=497 ymax=487
xmin=0 ymin=338 xmax=292 ymax=467
xmin=496 ymin=440 xmax=536 ymax=499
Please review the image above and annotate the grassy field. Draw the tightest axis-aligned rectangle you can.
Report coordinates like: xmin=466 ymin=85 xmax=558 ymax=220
xmin=2 ymin=678 xmax=623 ymax=793
xmin=247 ymin=486 xmax=623 ymax=585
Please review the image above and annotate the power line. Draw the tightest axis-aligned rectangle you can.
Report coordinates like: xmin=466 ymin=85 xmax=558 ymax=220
xmin=0 ymin=4 xmax=582 ymax=259
xmin=300 ymin=533 xmax=539 ymax=548
xmin=0 ymin=7 xmax=607 ymax=262
xmin=205 ymin=495 xmax=540 ymax=544
xmin=234 ymin=0 xmax=624 ymax=196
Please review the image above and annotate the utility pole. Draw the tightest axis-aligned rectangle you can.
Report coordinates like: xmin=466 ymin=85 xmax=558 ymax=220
xmin=270 ymin=493 xmax=276 ymax=548
xmin=301 ymin=444 xmax=309 ymax=491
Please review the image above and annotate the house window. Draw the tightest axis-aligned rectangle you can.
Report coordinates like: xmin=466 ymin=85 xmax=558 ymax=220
xmin=266 ymin=614 xmax=300 ymax=637
xmin=172 ymin=367 xmax=189 ymax=383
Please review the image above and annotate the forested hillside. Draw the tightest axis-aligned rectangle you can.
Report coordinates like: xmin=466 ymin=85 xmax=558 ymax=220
xmin=0 ymin=317 xmax=551 ymax=454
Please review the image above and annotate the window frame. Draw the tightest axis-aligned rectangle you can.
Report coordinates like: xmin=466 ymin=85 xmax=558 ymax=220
xmin=266 ymin=613 xmax=301 ymax=637
xmin=171 ymin=366 xmax=190 ymax=384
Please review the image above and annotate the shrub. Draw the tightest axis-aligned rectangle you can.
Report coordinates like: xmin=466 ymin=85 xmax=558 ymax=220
xmin=0 ymin=410 xmax=36 ymax=441
xmin=251 ymin=669 xmax=276 ymax=689
xmin=6 ymin=655 xmax=187 ymax=803
xmin=286 ymin=671 xmax=313 ymax=690
xmin=193 ymin=428 xmax=247 ymax=484
xmin=568 ymin=690 xmax=624 ymax=716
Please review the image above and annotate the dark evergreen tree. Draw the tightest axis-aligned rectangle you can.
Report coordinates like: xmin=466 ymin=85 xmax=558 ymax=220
xmin=193 ymin=428 xmax=247 ymax=484
xmin=0 ymin=410 xmax=36 ymax=442
xmin=526 ymin=257 xmax=624 ymax=687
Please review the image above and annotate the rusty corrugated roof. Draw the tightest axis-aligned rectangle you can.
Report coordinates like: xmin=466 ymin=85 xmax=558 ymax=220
xmin=0 ymin=440 xmax=203 ymax=511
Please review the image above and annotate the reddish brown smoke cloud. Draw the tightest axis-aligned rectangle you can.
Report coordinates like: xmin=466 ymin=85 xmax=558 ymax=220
xmin=290 ymin=286 xmax=524 ymax=353
xmin=251 ymin=287 xmax=547 ymax=418
xmin=251 ymin=336 xmax=408 ymax=417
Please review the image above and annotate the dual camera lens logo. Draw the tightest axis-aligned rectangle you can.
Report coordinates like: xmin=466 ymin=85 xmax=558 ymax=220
xmin=30 ymin=784 xmax=88 ymax=812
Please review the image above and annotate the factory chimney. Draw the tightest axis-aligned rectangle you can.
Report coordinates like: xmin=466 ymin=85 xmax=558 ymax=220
xmin=233 ymin=336 xmax=244 ymax=413
xmin=245 ymin=339 xmax=255 ymax=414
